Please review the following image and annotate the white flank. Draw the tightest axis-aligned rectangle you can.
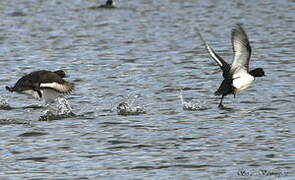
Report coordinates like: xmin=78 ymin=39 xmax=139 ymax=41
xmin=22 ymin=90 xmax=41 ymax=100
xmin=40 ymin=82 xmax=72 ymax=93
xmin=233 ymin=73 xmax=255 ymax=93
xmin=41 ymin=89 xmax=60 ymax=103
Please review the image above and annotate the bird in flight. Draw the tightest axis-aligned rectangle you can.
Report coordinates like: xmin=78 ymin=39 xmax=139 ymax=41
xmin=6 ymin=70 xmax=74 ymax=103
xmin=197 ymin=24 xmax=265 ymax=108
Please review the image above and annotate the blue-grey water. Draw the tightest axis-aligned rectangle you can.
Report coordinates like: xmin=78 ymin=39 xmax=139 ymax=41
xmin=0 ymin=0 xmax=294 ymax=179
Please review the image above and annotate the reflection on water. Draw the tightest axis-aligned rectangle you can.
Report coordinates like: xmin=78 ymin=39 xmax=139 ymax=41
xmin=0 ymin=0 xmax=294 ymax=179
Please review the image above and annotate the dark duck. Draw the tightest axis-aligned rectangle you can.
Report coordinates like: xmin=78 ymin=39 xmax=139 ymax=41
xmin=6 ymin=70 xmax=74 ymax=103
xmin=99 ymin=0 xmax=116 ymax=8
xmin=197 ymin=24 xmax=265 ymax=108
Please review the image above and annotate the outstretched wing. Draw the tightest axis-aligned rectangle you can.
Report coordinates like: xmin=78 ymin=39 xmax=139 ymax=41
xmin=196 ymin=28 xmax=231 ymax=76
xmin=231 ymin=24 xmax=252 ymax=72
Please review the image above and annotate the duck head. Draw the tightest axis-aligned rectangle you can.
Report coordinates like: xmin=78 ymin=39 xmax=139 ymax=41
xmin=249 ymin=68 xmax=265 ymax=77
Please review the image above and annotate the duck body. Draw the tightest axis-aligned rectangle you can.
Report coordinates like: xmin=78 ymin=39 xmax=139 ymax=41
xmin=197 ymin=24 xmax=265 ymax=108
xmin=6 ymin=70 xmax=74 ymax=103
xmin=99 ymin=0 xmax=116 ymax=8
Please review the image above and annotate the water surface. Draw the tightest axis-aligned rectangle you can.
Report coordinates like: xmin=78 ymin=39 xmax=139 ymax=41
xmin=0 ymin=0 xmax=294 ymax=179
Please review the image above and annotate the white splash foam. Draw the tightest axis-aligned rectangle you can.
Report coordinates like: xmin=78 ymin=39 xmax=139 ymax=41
xmin=57 ymin=97 xmax=73 ymax=115
xmin=39 ymin=98 xmax=74 ymax=121
xmin=179 ymin=90 xmax=207 ymax=111
xmin=116 ymin=93 xmax=146 ymax=115
xmin=0 ymin=97 xmax=11 ymax=110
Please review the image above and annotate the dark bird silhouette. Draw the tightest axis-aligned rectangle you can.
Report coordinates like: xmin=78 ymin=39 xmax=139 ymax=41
xmin=6 ymin=70 xmax=74 ymax=103
xmin=197 ymin=24 xmax=265 ymax=108
xmin=99 ymin=0 xmax=116 ymax=8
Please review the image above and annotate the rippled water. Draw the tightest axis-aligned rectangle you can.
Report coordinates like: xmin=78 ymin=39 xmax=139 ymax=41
xmin=0 ymin=0 xmax=294 ymax=179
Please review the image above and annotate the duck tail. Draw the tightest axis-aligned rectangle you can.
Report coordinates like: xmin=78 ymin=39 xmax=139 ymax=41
xmin=5 ymin=86 xmax=13 ymax=92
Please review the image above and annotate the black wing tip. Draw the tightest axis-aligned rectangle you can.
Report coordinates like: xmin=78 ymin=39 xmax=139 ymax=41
xmin=62 ymin=82 xmax=75 ymax=94
xmin=195 ymin=27 xmax=206 ymax=45
xmin=232 ymin=23 xmax=247 ymax=36
xmin=68 ymin=82 xmax=75 ymax=94
xmin=233 ymin=23 xmax=244 ymax=30
xmin=195 ymin=28 xmax=213 ymax=55
xmin=235 ymin=23 xmax=244 ymax=28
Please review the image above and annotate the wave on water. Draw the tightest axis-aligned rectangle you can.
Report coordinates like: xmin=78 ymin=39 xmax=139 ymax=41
xmin=39 ymin=98 xmax=75 ymax=121
xmin=0 ymin=119 xmax=31 ymax=125
xmin=179 ymin=90 xmax=208 ymax=111
xmin=116 ymin=93 xmax=146 ymax=116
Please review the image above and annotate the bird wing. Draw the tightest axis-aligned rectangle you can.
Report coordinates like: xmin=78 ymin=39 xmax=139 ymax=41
xmin=30 ymin=71 xmax=74 ymax=94
xmin=40 ymin=82 xmax=74 ymax=94
xmin=196 ymin=28 xmax=231 ymax=74
xmin=231 ymin=24 xmax=252 ymax=72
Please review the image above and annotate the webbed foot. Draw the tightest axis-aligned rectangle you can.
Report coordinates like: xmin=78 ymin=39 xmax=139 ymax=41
xmin=218 ymin=103 xmax=224 ymax=109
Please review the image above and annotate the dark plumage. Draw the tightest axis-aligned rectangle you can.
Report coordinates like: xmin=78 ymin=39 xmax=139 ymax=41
xmin=6 ymin=70 xmax=74 ymax=103
xmin=99 ymin=0 xmax=116 ymax=8
xmin=197 ymin=24 xmax=265 ymax=108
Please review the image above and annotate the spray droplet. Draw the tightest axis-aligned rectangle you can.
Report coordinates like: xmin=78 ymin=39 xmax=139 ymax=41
xmin=180 ymin=90 xmax=207 ymax=111
xmin=116 ymin=93 xmax=146 ymax=116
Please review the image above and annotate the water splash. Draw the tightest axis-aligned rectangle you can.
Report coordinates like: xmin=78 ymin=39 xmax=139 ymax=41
xmin=39 ymin=98 xmax=75 ymax=121
xmin=0 ymin=97 xmax=12 ymax=110
xmin=179 ymin=90 xmax=208 ymax=111
xmin=116 ymin=93 xmax=146 ymax=116
xmin=57 ymin=98 xmax=73 ymax=115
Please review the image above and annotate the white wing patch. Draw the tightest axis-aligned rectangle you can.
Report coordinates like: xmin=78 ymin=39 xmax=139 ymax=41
xmin=40 ymin=82 xmax=73 ymax=93
xmin=205 ymin=43 xmax=223 ymax=67
xmin=197 ymin=29 xmax=224 ymax=67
